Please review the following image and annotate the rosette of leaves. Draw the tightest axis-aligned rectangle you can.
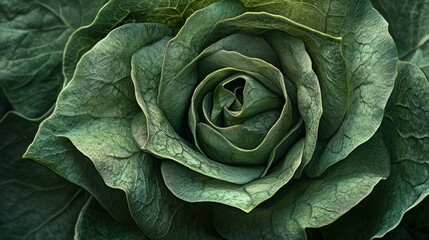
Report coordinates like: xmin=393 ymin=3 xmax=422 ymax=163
xmin=1 ymin=0 xmax=429 ymax=239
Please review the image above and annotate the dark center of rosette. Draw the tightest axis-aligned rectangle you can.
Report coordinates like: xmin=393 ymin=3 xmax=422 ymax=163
xmin=210 ymin=74 xmax=283 ymax=128
xmin=188 ymin=38 xmax=299 ymax=166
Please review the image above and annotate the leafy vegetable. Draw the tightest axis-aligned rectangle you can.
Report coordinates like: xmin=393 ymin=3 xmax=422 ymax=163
xmin=1 ymin=0 xmax=429 ymax=239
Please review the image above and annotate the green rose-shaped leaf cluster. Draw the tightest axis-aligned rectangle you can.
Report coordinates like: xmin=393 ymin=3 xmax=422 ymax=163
xmin=1 ymin=0 xmax=429 ymax=239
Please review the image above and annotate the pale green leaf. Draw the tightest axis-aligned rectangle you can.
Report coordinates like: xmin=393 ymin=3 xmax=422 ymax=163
xmin=23 ymin=119 xmax=134 ymax=226
xmin=30 ymin=23 xmax=178 ymax=238
xmin=27 ymin=23 xmax=221 ymax=239
xmin=161 ymin=139 xmax=304 ymax=212
xmin=213 ymin=132 xmax=390 ymax=239
xmin=63 ymin=0 xmax=218 ymax=83
xmin=239 ymin=0 xmax=335 ymax=34
xmin=265 ymin=32 xmax=322 ymax=175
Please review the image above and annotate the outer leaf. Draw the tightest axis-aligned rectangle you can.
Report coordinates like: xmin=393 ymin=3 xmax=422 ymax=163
xmin=161 ymin=139 xmax=303 ymax=212
xmin=75 ymin=198 xmax=147 ymax=240
xmin=239 ymin=0 xmax=334 ymax=33
xmin=23 ymin=120 xmax=134 ymax=226
xmin=322 ymin=62 xmax=429 ymax=239
xmin=63 ymin=0 xmax=218 ymax=84
xmin=29 ymin=23 xmax=175 ymax=238
xmin=27 ymin=23 xmax=221 ymax=239
xmin=381 ymin=197 xmax=429 ymax=240
xmin=238 ymin=0 xmax=397 ymax=177
xmin=304 ymin=0 xmax=397 ymax=176
xmin=213 ymin=132 xmax=390 ymax=239
xmin=372 ymin=0 xmax=429 ymax=77
xmin=0 ymin=0 xmax=107 ymax=118
xmin=0 ymin=112 xmax=88 ymax=240
xmin=0 ymin=88 xmax=11 ymax=118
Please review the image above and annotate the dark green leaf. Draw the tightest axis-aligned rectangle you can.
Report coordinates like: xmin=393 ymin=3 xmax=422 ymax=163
xmin=302 ymin=0 xmax=397 ymax=176
xmin=322 ymin=62 xmax=429 ymax=239
xmin=0 ymin=88 xmax=11 ymax=118
xmin=371 ymin=0 xmax=429 ymax=77
xmin=0 ymin=0 xmax=107 ymax=118
xmin=381 ymin=197 xmax=429 ymax=240
xmin=0 ymin=112 xmax=88 ymax=240
xmin=75 ymin=198 xmax=147 ymax=240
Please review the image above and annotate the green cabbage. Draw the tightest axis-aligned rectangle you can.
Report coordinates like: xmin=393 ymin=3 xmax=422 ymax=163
xmin=1 ymin=0 xmax=429 ymax=239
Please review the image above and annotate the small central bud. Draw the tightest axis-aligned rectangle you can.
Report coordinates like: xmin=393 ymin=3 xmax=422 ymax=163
xmin=224 ymin=77 xmax=245 ymax=107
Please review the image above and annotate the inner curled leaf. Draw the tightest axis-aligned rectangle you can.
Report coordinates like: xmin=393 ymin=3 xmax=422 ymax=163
xmin=188 ymin=63 xmax=296 ymax=166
